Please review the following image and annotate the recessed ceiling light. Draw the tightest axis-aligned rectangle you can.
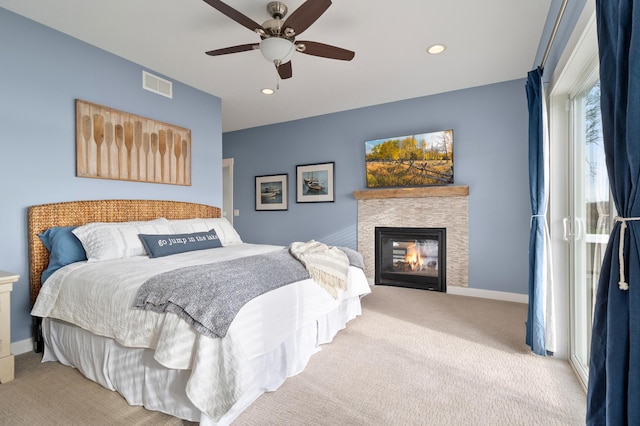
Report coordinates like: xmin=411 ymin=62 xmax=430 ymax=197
xmin=261 ymin=88 xmax=275 ymax=95
xmin=427 ymin=44 xmax=446 ymax=55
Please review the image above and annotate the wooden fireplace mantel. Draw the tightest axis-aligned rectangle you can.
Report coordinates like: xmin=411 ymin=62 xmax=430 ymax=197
xmin=352 ymin=185 xmax=469 ymax=200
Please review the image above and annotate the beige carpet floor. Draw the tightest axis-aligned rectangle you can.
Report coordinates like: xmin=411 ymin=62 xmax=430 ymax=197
xmin=0 ymin=285 xmax=586 ymax=425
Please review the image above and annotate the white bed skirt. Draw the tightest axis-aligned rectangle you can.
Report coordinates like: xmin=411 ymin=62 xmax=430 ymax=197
xmin=42 ymin=294 xmax=364 ymax=425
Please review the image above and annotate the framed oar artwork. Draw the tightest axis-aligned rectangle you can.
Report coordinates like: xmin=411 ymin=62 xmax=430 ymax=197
xmin=75 ymin=99 xmax=191 ymax=185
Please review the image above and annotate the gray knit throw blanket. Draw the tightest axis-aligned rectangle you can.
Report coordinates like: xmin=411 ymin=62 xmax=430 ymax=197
xmin=135 ymin=248 xmax=310 ymax=338
xmin=135 ymin=244 xmax=365 ymax=339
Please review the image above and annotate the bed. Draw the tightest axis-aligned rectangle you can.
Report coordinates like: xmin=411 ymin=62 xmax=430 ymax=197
xmin=27 ymin=199 xmax=370 ymax=425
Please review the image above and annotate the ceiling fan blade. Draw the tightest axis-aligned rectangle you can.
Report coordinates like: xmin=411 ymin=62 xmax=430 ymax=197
xmin=283 ymin=0 xmax=332 ymax=37
xmin=206 ymin=43 xmax=259 ymax=56
xmin=296 ymin=41 xmax=355 ymax=61
xmin=277 ymin=61 xmax=293 ymax=79
xmin=202 ymin=0 xmax=264 ymax=33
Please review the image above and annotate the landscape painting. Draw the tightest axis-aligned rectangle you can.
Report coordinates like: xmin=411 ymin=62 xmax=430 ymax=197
xmin=365 ymin=129 xmax=453 ymax=188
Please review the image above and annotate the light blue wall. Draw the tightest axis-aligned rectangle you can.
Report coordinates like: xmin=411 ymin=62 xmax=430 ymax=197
xmin=1 ymin=8 xmax=223 ymax=344
xmin=224 ymin=78 xmax=530 ymax=294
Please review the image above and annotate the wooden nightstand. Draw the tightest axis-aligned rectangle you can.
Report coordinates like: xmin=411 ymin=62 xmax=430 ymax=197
xmin=0 ymin=270 xmax=19 ymax=383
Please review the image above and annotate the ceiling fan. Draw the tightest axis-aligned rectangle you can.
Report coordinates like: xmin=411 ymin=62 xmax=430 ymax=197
xmin=203 ymin=0 xmax=355 ymax=80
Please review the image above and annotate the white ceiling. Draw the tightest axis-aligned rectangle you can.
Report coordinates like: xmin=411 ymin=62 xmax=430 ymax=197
xmin=1 ymin=0 xmax=552 ymax=132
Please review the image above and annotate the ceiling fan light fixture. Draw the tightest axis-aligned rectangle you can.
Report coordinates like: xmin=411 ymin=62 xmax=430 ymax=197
xmin=260 ymin=37 xmax=295 ymax=64
xmin=427 ymin=44 xmax=446 ymax=55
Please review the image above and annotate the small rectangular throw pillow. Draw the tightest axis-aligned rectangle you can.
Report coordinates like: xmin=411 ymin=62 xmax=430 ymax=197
xmin=72 ymin=218 xmax=172 ymax=262
xmin=139 ymin=230 xmax=222 ymax=258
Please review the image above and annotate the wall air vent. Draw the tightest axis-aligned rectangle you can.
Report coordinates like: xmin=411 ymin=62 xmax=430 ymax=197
xmin=142 ymin=70 xmax=172 ymax=98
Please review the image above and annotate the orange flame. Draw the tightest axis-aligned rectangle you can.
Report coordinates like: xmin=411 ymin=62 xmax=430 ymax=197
xmin=405 ymin=245 xmax=423 ymax=271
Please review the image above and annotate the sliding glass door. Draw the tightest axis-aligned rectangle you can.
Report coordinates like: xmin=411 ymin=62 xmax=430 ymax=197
xmin=568 ymin=74 xmax=613 ymax=385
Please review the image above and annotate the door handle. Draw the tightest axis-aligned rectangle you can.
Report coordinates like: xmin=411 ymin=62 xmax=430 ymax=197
xmin=563 ymin=217 xmax=572 ymax=241
xmin=575 ymin=217 xmax=585 ymax=241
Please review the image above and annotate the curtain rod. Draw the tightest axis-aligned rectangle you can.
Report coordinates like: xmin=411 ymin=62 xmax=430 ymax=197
xmin=540 ymin=0 xmax=569 ymax=71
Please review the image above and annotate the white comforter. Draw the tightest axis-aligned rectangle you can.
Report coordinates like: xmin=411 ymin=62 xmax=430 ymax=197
xmin=31 ymin=243 xmax=370 ymax=421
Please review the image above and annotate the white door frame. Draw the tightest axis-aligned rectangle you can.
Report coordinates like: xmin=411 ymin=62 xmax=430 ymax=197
xmin=222 ymin=158 xmax=234 ymax=224
xmin=548 ymin=4 xmax=596 ymax=383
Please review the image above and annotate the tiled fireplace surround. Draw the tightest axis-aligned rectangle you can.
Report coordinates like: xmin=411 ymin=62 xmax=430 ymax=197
xmin=353 ymin=186 xmax=469 ymax=289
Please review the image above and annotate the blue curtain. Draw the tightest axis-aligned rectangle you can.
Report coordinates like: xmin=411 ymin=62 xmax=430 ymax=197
xmin=525 ymin=67 xmax=547 ymax=356
xmin=587 ymin=0 xmax=640 ymax=424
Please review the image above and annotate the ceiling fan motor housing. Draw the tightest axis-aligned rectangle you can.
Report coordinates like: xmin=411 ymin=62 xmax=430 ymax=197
xmin=263 ymin=2 xmax=295 ymax=38
xmin=262 ymin=18 xmax=286 ymax=37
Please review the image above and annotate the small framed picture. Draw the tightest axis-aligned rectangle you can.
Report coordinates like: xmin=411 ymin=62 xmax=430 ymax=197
xmin=255 ymin=174 xmax=288 ymax=211
xmin=296 ymin=162 xmax=335 ymax=203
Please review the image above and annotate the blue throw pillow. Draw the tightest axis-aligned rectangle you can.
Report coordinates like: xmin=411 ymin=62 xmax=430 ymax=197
xmin=139 ymin=230 xmax=222 ymax=258
xmin=39 ymin=226 xmax=88 ymax=283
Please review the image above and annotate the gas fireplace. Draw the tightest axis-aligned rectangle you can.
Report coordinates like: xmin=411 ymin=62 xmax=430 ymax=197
xmin=375 ymin=227 xmax=446 ymax=292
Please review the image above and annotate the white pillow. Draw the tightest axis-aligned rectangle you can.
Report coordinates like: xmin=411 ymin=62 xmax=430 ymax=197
xmin=72 ymin=218 xmax=172 ymax=262
xmin=168 ymin=218 xmax=242 ymax=245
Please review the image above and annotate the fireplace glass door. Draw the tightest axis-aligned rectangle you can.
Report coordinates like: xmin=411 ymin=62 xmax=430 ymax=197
xmin=375 ymin=227 xmax=446 ymax=292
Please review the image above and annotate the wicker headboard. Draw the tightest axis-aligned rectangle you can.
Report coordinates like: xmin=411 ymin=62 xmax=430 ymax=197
xmin=27 ymin=199 xmax=221 ymax=306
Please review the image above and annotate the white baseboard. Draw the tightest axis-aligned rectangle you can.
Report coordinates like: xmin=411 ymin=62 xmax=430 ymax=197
xmin=11 ymin=338 xmax=33 ymax=355
xmin=447 ymin=286 xmax=528 ymax=304
xmin=368 ymin=281 xmax=528 ymax=304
